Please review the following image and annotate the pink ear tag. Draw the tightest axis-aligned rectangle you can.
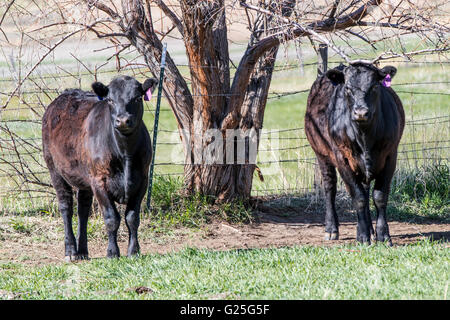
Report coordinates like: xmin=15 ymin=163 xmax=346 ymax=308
xmin=144 ymin=89 xmax=152 ymax=101
xmin=382 ymin=74 xmax=391 ymax=88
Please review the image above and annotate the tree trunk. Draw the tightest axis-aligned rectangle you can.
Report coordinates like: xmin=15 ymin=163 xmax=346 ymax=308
xmin=180 ymin=0 xmax=230 ymax=197
xmin=177 ymin=0 xmax=296 ymax=202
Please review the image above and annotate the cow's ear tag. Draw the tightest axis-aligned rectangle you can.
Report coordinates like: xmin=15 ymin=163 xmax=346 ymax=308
xmin=382 ymin=74 xmax=391 ymax=88
xmin=144 ymin=88 xmax=152 ymax=101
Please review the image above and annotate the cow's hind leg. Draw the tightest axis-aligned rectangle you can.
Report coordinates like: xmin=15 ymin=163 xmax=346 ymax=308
xmin=50 ymin=172 xmax=77 ymax=261
xmin=76 ymin=189 xmax=93 ymax=259
xmin=317 ymin=156 xmax=339 ymax=240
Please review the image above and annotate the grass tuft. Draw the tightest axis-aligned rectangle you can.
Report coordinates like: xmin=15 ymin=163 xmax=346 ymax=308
xmin=8 ymin=217 xmax=33 ymax=235
xmin=390 ymin=161 xmax=449 ymax=221
xmin=147 ymin=175 xmax=254 ymax=229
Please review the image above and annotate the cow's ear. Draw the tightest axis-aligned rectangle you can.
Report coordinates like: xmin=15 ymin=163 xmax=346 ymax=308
xmin=326 ymin=69 xmax=345 ymax=85
xmin=92 ymin=82 xmax=109 ymax=98
xmin=142 ymin=78 xmax=158 ymax=94
xmin=378 ymin=66 xmax=397 ymax=79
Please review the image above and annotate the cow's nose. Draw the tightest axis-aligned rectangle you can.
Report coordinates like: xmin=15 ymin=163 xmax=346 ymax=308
xmin=353 ymin=108 xmax=369 ymax=121
xmin=115 ymin=116 xmax=132 ymax=129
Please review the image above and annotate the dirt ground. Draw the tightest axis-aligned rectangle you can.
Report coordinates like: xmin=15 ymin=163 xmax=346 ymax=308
xmin=1 ymin=201 xmax=449 ymax=266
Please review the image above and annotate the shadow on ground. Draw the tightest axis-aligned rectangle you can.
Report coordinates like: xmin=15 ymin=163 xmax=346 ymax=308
xmin=253 ymin=192 xmax=449 ymax=225
xmin=251 ymin=192 xmax=449 ymax=244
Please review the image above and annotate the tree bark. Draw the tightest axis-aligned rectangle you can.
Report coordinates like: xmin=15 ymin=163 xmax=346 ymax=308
xmin=180 ymin=0 xmax=231 ymax=196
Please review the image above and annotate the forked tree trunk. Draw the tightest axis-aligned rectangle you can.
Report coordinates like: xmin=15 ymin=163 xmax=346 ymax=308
xmin=179 ymin=0 xmax=296 ymax=201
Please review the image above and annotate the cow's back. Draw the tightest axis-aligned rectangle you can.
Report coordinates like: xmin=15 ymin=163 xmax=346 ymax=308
xmin=304 ymin=75 xmax=336 ymax=161
xmin=42 ymin=90 xmax=98 ymax=189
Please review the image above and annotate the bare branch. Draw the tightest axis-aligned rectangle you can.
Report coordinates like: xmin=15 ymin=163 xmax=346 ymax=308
xmin=1 ymin=25 xmax=96 ymax=109
xmin=350 ymin=47 xmax=450 ymax=65
xmin=86 ymin=0 xmax=121 ymax=20
xmin=0 ymin=0 xmax=15 ymax=27
xmin=153 ymin=0 xmax=184 ymax=35
xmin=239 ymin=0 xmax=384 ymax=61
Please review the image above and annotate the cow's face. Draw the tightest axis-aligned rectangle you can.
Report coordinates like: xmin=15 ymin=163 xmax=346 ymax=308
xmin=326 ymin=64 xmax=396 ymax=124
xmin=92 ymin=76 xmax=158 ymax=135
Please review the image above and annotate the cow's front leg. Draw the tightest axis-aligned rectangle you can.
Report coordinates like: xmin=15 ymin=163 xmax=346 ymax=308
xmin=362 ymin=182 xmax=375 ymax=240
xmin=353 ymin=186 xmax=372 ymax=244
xmin=338 ymin=167 xmax=372 ymax=244
xmin=124 ymin=179 xmax=147 ymax=257
xmin=373 ymin=189 xmax=391 ymax=245
xmin=94 ymin=188 xmax=121 ymax=258
xmin=373 ymin=157 xmax=396 ymax=246
xmin=124 ymin=201 xmax=141 ymax=257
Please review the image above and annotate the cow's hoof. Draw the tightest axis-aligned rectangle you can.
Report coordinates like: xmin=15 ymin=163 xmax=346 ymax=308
xmin=356 ymin=235 xmax=371 ymax=245
xmin=127 ymin=247 xmax=140 ymax=258
xmin=106 ymin=251 xmax=120 ymax=259
xmin=64 ymin=255 xmax=78 ymax=262
xmin=377 ymin=235 xmax=393 ymax=247
xmin=64 ymin=254 xmax=89 ymax=262
xmin=324 ymin=232 xmax=339 ymax=240
xmin=128 ymin=252 xmax=140 ymax=258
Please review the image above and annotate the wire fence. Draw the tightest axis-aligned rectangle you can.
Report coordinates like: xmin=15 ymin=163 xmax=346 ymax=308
xmin=0 ymin=59 xmax=448 ymax=211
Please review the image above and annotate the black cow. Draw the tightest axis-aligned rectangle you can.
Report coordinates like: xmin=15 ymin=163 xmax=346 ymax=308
xmin=305 ymin=63 xmax=405 ymax=245
xmin=42 ymin=75 xmax=157 ymax=260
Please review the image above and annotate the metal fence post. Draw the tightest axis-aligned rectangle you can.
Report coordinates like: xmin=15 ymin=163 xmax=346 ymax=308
xmin=146 ymin=43 xmax=167 ymax=212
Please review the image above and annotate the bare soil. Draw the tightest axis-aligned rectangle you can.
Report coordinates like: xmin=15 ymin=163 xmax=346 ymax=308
xmin=1 ymin=201 xmax=448 ymax=266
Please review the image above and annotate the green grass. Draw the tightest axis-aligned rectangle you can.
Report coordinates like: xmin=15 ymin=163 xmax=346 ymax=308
xmin=0 ymin=240 xmax=448 ymax=299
